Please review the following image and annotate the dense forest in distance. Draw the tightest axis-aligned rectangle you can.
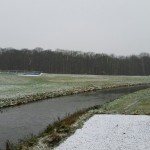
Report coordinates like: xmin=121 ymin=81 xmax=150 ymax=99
xmin=0 ymin=47 xmax=150 ymax=75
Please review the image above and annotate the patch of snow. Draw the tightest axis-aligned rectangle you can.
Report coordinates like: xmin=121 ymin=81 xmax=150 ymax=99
xmin=17 ymin=73 xmax=43 ymax=76
xmin=55 ymin=115 xmax=150 ymax=150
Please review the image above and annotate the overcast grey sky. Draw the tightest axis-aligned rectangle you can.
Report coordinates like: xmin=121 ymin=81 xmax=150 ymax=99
xmin=0 ymin=0 xmax=150 ymax=55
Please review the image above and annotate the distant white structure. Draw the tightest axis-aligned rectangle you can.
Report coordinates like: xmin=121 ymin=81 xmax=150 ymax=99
xmin=17 ymin=72 xmax=42 ymax=76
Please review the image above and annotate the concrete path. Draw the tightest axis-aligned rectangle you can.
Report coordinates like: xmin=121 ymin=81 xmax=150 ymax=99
xmin=55 ymin=114 xmax=150 ymax=150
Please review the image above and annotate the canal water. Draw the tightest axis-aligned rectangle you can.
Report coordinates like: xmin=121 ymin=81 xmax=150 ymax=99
xmin=0 ymin=85 xmax=149 ymax=149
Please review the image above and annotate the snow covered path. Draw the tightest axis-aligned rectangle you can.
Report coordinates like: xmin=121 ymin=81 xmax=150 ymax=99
xmin=55 ymin=115 xmax=150 ymax=150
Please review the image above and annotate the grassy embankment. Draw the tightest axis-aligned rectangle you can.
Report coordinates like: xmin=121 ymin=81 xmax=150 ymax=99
xmin=12 ymin=87 xmax=150 ymax=150
xmin=1 ymin=72 xmax=150 ymax=108
xmin=99 ymin=87 xmax=150 ymax=115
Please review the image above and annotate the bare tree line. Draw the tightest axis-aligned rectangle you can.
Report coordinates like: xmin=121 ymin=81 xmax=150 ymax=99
xmin=0 ymin=48 xmax=150 ymax=75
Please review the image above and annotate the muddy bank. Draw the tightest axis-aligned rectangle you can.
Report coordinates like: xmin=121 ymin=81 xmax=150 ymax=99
xmin=0 ymin=83 xmax=148 ymax=108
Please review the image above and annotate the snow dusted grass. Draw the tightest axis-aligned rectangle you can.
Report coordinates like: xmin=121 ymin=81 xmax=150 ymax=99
xmin=55 ymin=115 xmax=150 ymax=150
xmin=0 ymin=73 xmax=69 ymax=99
xmin=99 ymin=88 xmax=150 ymax=115
xmin=0 ymin=72 xmax=150 ymax=107
xmin=0 ymin=72 xmax=150 ymax=99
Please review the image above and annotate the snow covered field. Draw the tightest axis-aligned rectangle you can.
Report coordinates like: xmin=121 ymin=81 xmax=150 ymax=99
xmin=1 ymin=72 xmax=150 ymax=100
xmin=55 ymin=115 xmax=150 ymax=150
xmin=1 ymin=72 xmax=150 ymax=107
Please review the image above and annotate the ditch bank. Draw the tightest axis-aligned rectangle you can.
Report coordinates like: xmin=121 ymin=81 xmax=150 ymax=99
xmin=0 ymin=83 xmax=149 ymax=108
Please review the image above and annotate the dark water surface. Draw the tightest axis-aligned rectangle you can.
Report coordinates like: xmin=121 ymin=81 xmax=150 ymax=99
xmin=0 ymin=85 xmax=150 ymax=149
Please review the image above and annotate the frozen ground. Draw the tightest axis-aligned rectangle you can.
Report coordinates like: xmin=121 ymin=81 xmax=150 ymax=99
xmin=55 ymin=115 xmax=150 ymax=150
xmin=0 ymin=72 xmax=150 ymax=100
